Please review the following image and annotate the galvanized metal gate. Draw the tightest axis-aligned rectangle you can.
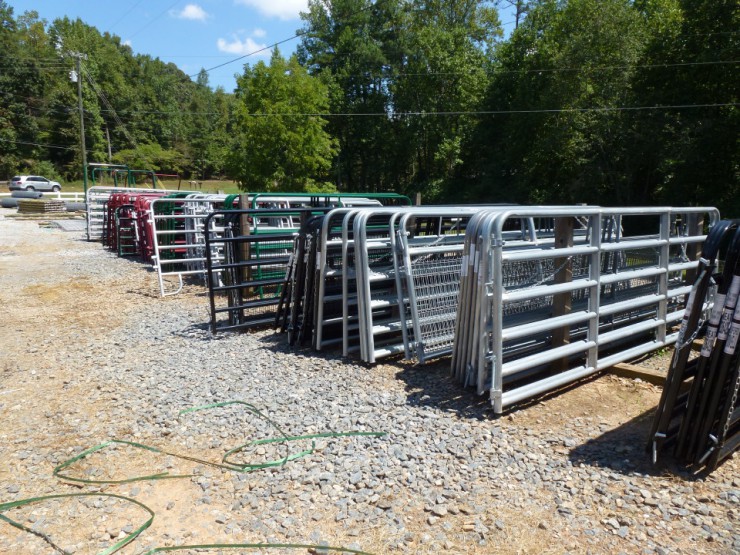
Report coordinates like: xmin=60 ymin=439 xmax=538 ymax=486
xmin=451 ymin=206 xmax=718 ymax=413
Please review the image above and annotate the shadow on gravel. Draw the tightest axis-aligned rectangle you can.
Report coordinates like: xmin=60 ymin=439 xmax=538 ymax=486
xmin=253 ymin=331 xmax=351 ymax=362
xmin=394 ymin=362 xmax=611 ymax=422
xmin=393 ymin=360 xmax=495 ymax=421
xmin=568 ymin=408 xmax=699 ymax=480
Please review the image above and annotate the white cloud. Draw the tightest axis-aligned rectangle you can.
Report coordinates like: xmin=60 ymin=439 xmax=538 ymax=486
xmin=123 ymin=39 xmax=132 ymax=47
xmin=252 ymin=28 xmax=267 ymax=38
xmin=234 ymin=0 xmax=307 ymax=21
xmin=172 ymin=4 xmax=210 ymax=22
xmin=217 ymin=35 xmax=268 ymax=56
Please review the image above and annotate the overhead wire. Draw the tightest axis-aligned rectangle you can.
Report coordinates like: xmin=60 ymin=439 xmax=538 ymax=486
xmin=127 ymin=0 xmax=184 ymax=41
xmin=192 ymin=0 xmax=390 ymax=77
xmin=1 ymin=57 xmax=733 ymax=79
xmin=104 ymin=0 xmax=148 ymax=34
xmin=193 ymin=34 xmax=303 ymax=77
xmin=91 ymin=102 xmax=737 ymax=119
xmin=387 ymin=59 xmax=739 ymax=77
xmin=82 ymin=65 xmax=138 ymax=148
xmin=0 ymin=137 xmax=95 ymax=154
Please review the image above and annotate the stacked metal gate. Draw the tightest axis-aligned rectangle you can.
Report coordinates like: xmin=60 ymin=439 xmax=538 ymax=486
xmin=203 ymin=208 xmax=308 ymax=331
xmin=451 ymin=206 xmax=717 ymax=413
xmin=280 ymin=205 xmax=565 ymax=361
xmin=202 ymin=194 xmax=411 ymax=333
xmin=81 ymin=190 xmax=736 ymax=467
xmin=282 ymin=206 xmax=485 ymax=360
xmin=87 ymin=187 xmax=410 ymax=298
xmin=272 ymin=205 xmax=718 ymax=414
xmin=86 ymin=186 xmax=172 ymax=242
xmin=148 ymin=194 xmax=230 ymax=296
xmin=649 ymin=220 xmax=740 ymax=472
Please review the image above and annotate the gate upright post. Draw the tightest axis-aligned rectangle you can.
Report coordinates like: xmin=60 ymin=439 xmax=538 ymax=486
xmin=552 ymin=216 xmax=575 ymax=372
xmin=685 ymin=213 xmax=704 ymax=285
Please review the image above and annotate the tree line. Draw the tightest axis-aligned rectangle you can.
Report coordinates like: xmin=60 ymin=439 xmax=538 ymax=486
xmin=0 ymin=0 xmax=736 ymax=213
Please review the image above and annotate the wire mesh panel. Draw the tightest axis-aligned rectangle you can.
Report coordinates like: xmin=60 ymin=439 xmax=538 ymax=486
xmin=407 ymin=254 xmax=464 ymax=359
xmin=395 ymin=211 xmax=477 ymax=362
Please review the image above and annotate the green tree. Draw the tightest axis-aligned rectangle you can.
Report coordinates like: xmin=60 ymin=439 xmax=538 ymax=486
xmin=632 ymin=0 xmax=739 ymax=214
xmin=391 ymin=0 xmax=500 ymax=199
xmin=0 ymin=2 xmax=44 ymax=178
xmin=112 ymin=142 xmax=186 ymax=174
xmin=47 ymin=17 xmax=108 ymax=173
xmin=183 ymin=70 xmax=235 ymax=180
xmin=299 ymin=0 xmax=499 ymax=198
xmin=298 ymin=0 xmax=405 ymax=192
xmin=227 ymin=49 xmax=337 ymax=191
xmin=469 ymin=0 xmax=649 ymax=205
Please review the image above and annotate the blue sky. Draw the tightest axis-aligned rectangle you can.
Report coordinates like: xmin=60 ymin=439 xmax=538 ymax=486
xmin=8 ymin=1 xmax=518 ymax=91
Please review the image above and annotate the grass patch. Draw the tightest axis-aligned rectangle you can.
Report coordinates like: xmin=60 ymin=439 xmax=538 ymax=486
xmin=52 ymin=179 xmax=243 ymax=194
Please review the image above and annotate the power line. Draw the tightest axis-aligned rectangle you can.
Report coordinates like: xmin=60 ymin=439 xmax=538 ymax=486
xmin=489 ymin=59 xmax=739 ymax=75
xmin=0 ymin=137 xmax=94 ymax=154
xmin=193 ymin=35 xmax=304 ymax=77
xmin=127 ymin=0 xmax=184 ymax=41
xmin=82 ymin=65 xmax=138 ymax=148
xmin=93 ymin=102 xmax=737 ymax=119
xmin=193 ymin=0 xmax=390 ymax=78
xmin=104 ymin=0 xmax=147 ymax=34
xmin=1 ymin=58 xmax=733 ymax=80
xmin=389 ymin=59 xmax=739 ymax=77
xmin=0 ymin=65 xmax=70 ymax=71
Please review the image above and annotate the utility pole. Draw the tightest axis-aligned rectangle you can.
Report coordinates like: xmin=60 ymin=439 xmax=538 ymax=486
xmin=105 ymin=125 xmax=112 ymax=162
xmin=69 ymin=52 xmax=88 ymax=192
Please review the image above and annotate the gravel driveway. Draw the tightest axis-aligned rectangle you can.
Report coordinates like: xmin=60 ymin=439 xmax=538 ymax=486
xmin=0 ymin=210 xmax=737 ymax=554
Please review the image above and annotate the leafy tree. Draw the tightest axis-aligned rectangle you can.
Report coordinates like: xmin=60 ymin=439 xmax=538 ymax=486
xmin=391 ymin=0 xmax=500 ymax=199
xmin=0 ymin=0 xmax=735 ymax=211
xmin=298 ymin=0 xmax=406 ymax=192
xmin=469 ymin=0 xmax=649 ymax=205
xmin=633 ymin=0 xmax=739 ymax=215
xmin=0 ymin=2 xmax=43 ymax=178
xmin=184 ymin=70 xmax=235 ymax=180
xmin=47 ymin=17 xmax=108 ymax=171
xmin=227 ymin=49 xmax=337 ymax=192
xmin=299 ymin=0 xmax=500 ymax=199
xmin=113 ymin=142 xmax=187 ymax=174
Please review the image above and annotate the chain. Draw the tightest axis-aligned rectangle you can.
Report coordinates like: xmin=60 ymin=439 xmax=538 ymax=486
xmin=677 ymin=320 xmax=707 ymax=350
xmin=722 ymin=371 xmax=740 ymax=441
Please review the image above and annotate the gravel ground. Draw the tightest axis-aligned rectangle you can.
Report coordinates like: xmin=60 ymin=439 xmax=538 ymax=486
xmin=0 ymin=210 xmax=738 ymax=555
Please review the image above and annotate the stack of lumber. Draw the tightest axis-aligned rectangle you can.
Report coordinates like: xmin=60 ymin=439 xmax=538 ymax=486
xmin=17 ymin=199 xmax=67 ymax=214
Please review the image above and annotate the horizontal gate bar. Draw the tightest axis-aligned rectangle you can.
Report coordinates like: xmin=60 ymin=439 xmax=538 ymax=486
xmin=502 ymin=340 xmax=596 ymax=377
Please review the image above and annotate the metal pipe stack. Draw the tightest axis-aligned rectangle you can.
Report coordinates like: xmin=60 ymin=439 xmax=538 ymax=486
xmin=649 ymin=220 xmax=740 ymax=472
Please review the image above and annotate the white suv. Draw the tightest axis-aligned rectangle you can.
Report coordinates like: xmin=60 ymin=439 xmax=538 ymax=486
xmin=9 ymin=175 xmax=62 ymax=192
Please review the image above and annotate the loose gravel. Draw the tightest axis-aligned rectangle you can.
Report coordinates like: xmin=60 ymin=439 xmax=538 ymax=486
xmin=0 ymin=210 xmax=737 ymax=554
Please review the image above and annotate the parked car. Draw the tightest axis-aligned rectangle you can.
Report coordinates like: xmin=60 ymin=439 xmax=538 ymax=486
xmin=9 ymin=175 xmax=62 ymax=192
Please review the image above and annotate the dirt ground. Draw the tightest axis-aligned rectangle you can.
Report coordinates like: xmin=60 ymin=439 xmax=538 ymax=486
xmin=0 ymin=212 xmax=737 ymax=555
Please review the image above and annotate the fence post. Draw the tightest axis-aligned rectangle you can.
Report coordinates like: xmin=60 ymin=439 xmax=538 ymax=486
xmin=552 ymin=216 xmax=574 ymax=372
xmin=684 ymin=213 xmax=704 ymax=286
xmin=239 ymin=196 xmax=252 ymax=306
